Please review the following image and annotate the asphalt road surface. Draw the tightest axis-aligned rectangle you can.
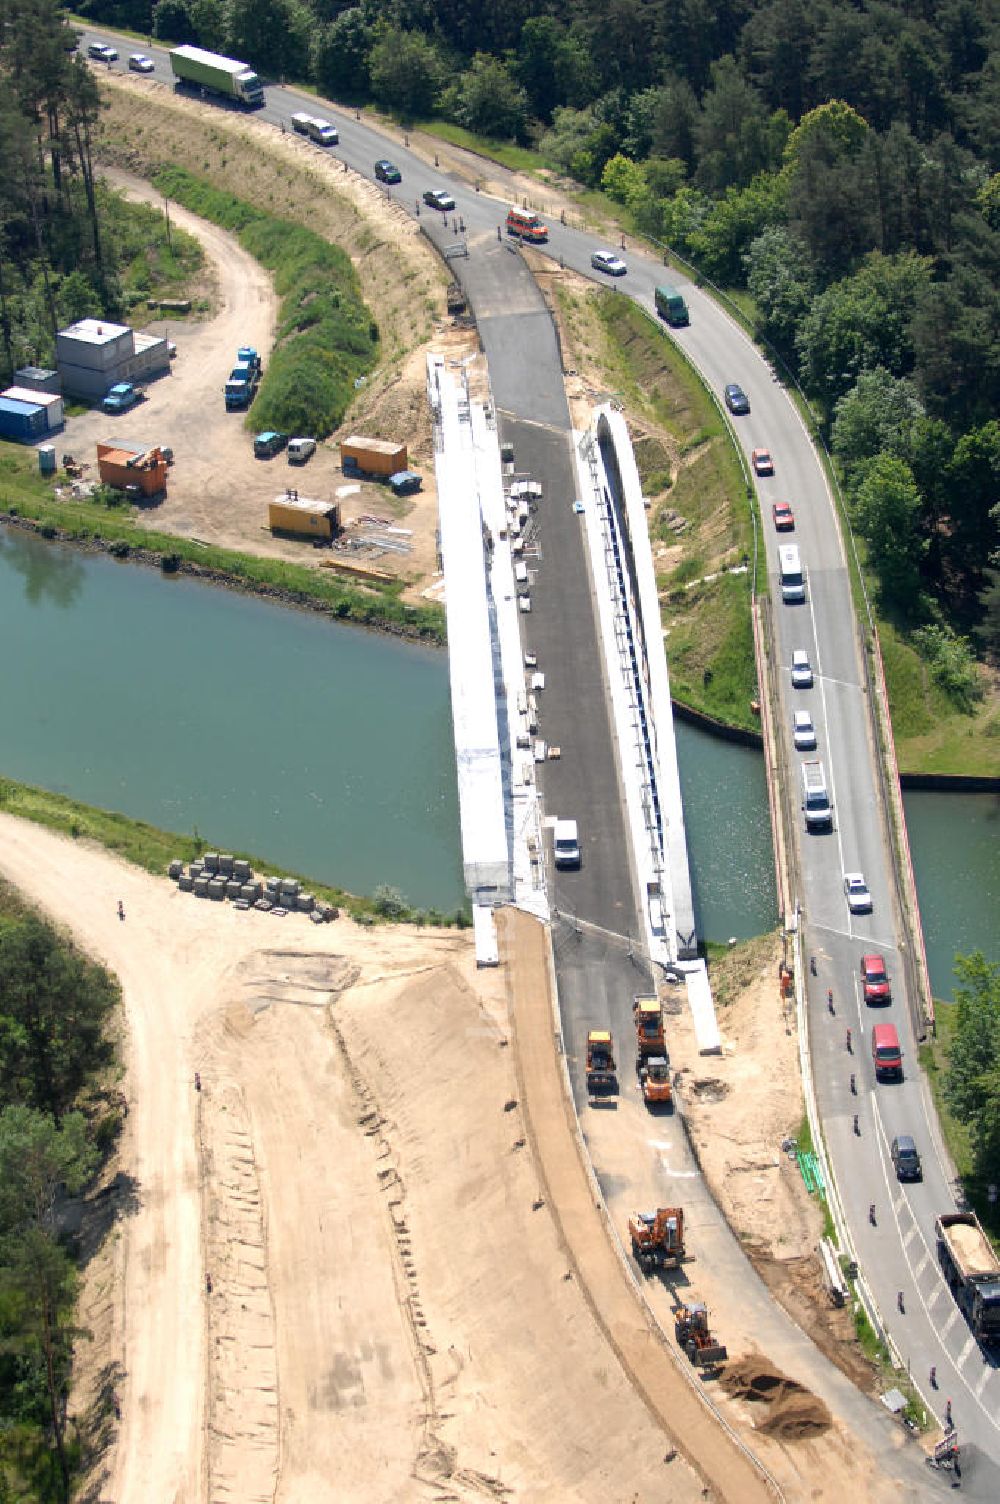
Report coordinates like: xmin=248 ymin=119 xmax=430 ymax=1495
xmin=81 ymin=34 xmax=1000 ymax=1491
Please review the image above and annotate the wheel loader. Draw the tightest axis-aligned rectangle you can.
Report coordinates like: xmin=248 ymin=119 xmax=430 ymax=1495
xmin=639 ymin=1054 xmax=672 ymax=1108
xmin=674 ymin=1304 xmax=727 ymax=1371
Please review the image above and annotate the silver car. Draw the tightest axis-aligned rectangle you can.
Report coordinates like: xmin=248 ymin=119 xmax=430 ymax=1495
xmin=128 ymin=53 xmax=155 ymax=73
xmin=591 ymin=250 xmax=627 ymax=276
xmin=793 ymin=710 xmax=816 ymax=749
xmin=791 ymin=650 xmax=813 ymax=688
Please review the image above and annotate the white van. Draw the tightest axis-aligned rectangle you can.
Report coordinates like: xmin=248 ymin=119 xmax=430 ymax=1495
xmin=287 ymin=437 xmax=316 ymax=464
xmin=553 ymin=819 xmax=580 ymax=868
xmin=779 ymin=544 xmax=806 ymax=604
xmin=801 ymin=759 xmax=832 ymax=830
xmin=514 ymin=561 xmax=529 ymax=584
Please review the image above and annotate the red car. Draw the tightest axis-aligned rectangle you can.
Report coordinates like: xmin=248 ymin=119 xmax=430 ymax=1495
xmin=752 ymin=447 xmax=774 ymax=476
xmin=772 ymin=501 xmax=794 ymax=530
xmin=861 ymin=953 xmax=891 ymax=1004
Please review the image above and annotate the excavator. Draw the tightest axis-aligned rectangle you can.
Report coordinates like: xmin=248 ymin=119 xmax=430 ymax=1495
xmin=639 ymin=1054 xmax=672 ymax=1108
xmin=628 ymin=1205 xmax=685 ymax=1272
xmin=586 ymin=1030 xmax=617 ymax=1095
xmin=674 ymin=1304 xmax=727 ymax=1371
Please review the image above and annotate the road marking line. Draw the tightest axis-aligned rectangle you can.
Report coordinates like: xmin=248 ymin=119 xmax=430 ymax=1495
xmin=975 ymin=1367 xmax=992 ymax=1400
xmin=926 ymin=1284 xmax=947 ymax=1312
xmin=902 ymin=1221 xmax=919 ymax=1250
xmin=956 ymin=1335 xmax=976 ymax=1370
xmin=914 ymin=1252 xmax=930 ymax=1280
xmin=940 ymin=1308 xmax=960 ymax=1341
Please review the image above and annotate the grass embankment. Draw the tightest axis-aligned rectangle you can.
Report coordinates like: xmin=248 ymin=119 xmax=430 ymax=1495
xmin=152 ymin=166 xmax=378 ymax=439
xmin=0 ymin=777 xmax=466 ymax=926
xmin=555 ymin=285 xmax=758 ymax=729
xmin=98 ymin=83 xmax=443 ymax=371
xmin=0 ymin=452 xmax=444 ymax=639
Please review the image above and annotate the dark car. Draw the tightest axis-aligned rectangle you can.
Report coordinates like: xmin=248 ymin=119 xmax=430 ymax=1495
xmin=724 ymin=383 xmax=750 ymax=415
xmin=374 ymin=159 xmax=401 ymax=184
xmin=423 ymin=188 xmax=455 ymax=212
xmin=891 ymin=1135 xmax=922 ymax=1181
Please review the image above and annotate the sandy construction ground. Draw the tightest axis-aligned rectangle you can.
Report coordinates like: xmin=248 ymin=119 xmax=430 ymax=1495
xmin=0 ymin=814 xmax=716 ymax=1504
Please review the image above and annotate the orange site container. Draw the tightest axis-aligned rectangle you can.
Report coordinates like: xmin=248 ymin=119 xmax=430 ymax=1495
xmin=96 ymin=441 xmax=168 ymax=497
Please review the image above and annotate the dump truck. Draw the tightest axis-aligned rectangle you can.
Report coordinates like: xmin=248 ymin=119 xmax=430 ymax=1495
xmin=633 ymin=995 xmax=666 ymax=1061
xmin=936 ymin=1212 xmax=1000 ymax=1345
xmin=639 ymin=1055 xmax=672 ymax=1109
xmin=585 ymin=1030 xmax=617 ymax=1094
xmin=237 ymin=346 xmax=262 ymax=375
xmin=628 ymin=1206 xmax=685 ymax=1271
xmin=169 ymin=45 xmax=264 ymax=107
xmin=675 ymin=1304 xmax=727 ymax=1369
xmin=225 ymin=362 xmax=258 ymax=411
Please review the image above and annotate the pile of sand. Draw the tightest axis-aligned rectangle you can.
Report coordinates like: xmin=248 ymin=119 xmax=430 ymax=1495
xmin=722 ymin=1357 xmax=832 ymax=1439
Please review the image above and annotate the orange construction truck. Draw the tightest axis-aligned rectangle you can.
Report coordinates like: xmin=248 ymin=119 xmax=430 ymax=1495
xmin=628 ymin=1206 xmax=685 ymax=1271
xmin=633 ymin=995 xmax=665 ymax=1061
xmin=585 ymin=1030 xmax=617 ymax=1095
xmin=639 ymin=1055 xmax=672 ymax=1109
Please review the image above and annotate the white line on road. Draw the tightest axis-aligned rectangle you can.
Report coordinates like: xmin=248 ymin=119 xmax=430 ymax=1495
xmin=956 ymin=1335 xmax=977 ymax=1370
xmin=914 ymin=1252 xmax=930 ymax=1279
xmin=940 ymin=1308 xmax=960 ymax=1342
xmin=975 ymin=1366 xmax=993 ymax=1400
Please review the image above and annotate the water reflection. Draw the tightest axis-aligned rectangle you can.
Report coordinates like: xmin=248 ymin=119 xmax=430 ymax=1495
xmin=0 ymin=526 xmax=84 ymax=609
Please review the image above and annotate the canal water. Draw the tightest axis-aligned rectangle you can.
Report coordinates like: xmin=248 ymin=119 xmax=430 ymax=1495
xmin=0 ymin=527 xmax=464 ymax=911
xmin=0 ymin=526 xmax=994 ymax=992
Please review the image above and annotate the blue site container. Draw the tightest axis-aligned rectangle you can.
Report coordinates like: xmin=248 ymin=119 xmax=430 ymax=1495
xmin=0 ymin=396 xmax=46 ymax=443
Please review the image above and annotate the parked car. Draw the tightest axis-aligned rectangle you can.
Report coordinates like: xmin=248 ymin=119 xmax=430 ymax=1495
xmin=374 ymin=159 xmax=402 ymax=184
xmin=87 ymin=42 xmax=118 ymax=62
xmin=724 ymin=383 xmax=749 ymax=414
xmin=253 ymin=430 xmax=288 ymax=458
xmin=128 ymin=53 xmax=155 ymax=73
xmin=791 ymin=649 xmax=813 ymax=688
xmin=423 ymin=188 xmax=455 ymax=211
xmin=792 ymin=710 xmax=816 ymax=750
xmin=752 ymin=447 xmax=774 ymax=476
xmin=844 ymin=872 xmax=873 ymax=913
xmin=772 ymin=501 xmax=794 ymax=531
xmin=891 ymin=1134 xmax=922 ymax=1180
xmin=860 ymin=952 xmax=891 ymax=1003
xmin=591 ymin=250 xmax=627 ymax=276
xmin=287 ymin=437 xmax=316 ymax=465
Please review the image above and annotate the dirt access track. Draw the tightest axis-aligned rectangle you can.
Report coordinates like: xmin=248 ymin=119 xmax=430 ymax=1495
xmin=0 ymin=814 xmax=732 ymax=1504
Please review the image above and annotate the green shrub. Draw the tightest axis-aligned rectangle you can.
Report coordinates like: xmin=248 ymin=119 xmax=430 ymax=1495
xmin=911 ymin=624 xmax=984 ymax=713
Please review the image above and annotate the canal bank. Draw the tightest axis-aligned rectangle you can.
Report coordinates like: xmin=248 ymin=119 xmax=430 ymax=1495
xmin=0 ymin=523 xmax=463 ymax=913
